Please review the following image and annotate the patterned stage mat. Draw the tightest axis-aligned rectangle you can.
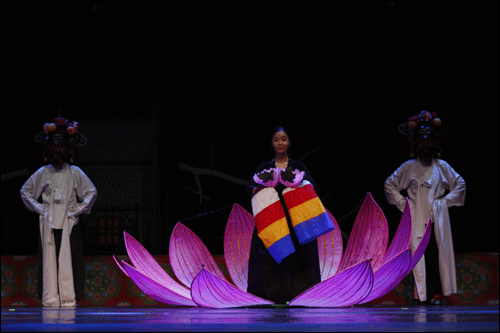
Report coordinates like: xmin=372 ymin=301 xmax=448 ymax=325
xmin=1 ymin=253 xmax=498 ymax=307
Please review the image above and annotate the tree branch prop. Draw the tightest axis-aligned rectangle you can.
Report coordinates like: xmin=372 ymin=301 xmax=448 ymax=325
xmin=1 ymin=168 xmax=30 ymax=182
xmin=178 ymin=163 xmax=249 ymax=186
xmin=300 ymin=146 xmax=321 ymax=161
xmin=178 ymin=163 xmax=249 ymax=205
xmin=185 ymin=187 xmax=211 ymax=203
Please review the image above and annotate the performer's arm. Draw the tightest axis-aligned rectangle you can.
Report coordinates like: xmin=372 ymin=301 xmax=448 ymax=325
xmin=439 ymin=161 xmax=466 ymax=207
xmin=300 ymin=163 xmax=317 ymax=190
xmin=247 ymin=162 xmax=270 ymax=196
xmin=71 ymin=167 xmax=98 ymax=216
xmin=384 ymin=161 xmax=411 ymax=212
xmin=20 ymin=170 xmax=44 ymax=215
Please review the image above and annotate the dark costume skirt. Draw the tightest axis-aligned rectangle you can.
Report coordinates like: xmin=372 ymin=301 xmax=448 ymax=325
xmin=247 ymin=192 xmax=321 ymax=304
xmin=37 ymin=223 xmax=86 ymax=301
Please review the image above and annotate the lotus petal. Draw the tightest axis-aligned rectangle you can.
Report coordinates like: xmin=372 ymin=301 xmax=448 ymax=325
xmin=170 ymin=222 xmax=229 ymax=288
xmin=409 ymin=219 xmax=433 ymax=272
xmin=339 ymin=193 xmax=388 ymax=272
xmin=113 ymin=255 xmax=129 ymax=278
xmin=191 ymin=269 xmax=275 ymax=308
xmin=288 ymin=259 xmax=374 ymax=307
xmin=381 ymin=198 xmax=412 ymax=268
xmin=359 ymin=248 xmax=412 ymax=304
xmin=121 ymin=260 xmax=197 ymax=306
xmin=317 ymin=209 xmax=343 ymax=281
xmin=123 ymin=231 xmax=191 ymax=299
xmin=223 ymin=203 xmax=255 ymax=292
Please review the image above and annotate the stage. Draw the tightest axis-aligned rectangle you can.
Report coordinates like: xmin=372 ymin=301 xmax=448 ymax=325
xmin=2 ymin=305 xmax=498 ymax=332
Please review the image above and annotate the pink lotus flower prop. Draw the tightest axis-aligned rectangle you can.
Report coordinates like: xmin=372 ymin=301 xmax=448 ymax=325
xmin=278 ymin=168 xmax=305 ymax=188
xmin=253 ymin=168 xmax=279 ymax=187
xmin=115 ymin=193 xmax=432 ymax=308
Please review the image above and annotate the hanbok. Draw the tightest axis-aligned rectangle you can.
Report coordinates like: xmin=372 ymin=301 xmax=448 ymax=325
xmin=21 ymin=163 xmax=97 ymax=306
xmin=384 ymin=158 xmax=465 ymax=301
xmin=246 ymin=159 xmax=333 ymax=304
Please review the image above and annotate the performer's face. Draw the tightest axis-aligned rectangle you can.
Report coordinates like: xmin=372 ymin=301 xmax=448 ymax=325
xmin=46 ymin=140 xmax=69 ymax=168
xmin=415 ymin=134 xmax=438 ymax=166
xmin=272 ymin=131 xmax=290 ymax=155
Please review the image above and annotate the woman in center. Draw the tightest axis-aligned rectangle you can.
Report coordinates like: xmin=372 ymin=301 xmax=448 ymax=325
xmin=246 ymin=126 xmax=333 ymax=304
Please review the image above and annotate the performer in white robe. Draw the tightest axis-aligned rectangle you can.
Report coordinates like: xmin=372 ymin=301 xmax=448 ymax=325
xmin=20 ymin=118 xmax=97 ymax=307
xmin=384 ymin=110 xmax=465 ymax=303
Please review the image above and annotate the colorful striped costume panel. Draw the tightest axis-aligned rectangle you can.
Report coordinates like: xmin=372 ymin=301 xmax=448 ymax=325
xmin=251 ymin=187 xmax=295 ymax=264
xmin=282 ymin=181 xmax=335 ymax=245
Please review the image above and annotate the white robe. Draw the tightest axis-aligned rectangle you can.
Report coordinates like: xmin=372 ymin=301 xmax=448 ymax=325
xmin=384 ymin=159 xmax=465 ymax=301
xmin=20 ymin=164 xmax=97 ymax=307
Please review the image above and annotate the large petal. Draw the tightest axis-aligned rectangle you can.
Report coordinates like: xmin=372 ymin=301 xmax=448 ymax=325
xmin=339 ymin=193 xmax=389 ymax=272
xmin=288 ymin=259 xmax=374 ymax=308
xmin=409 ymin=219 xmax=433 ymax=272
xmin=359 ymin=248 xmax=412 ymax=304
xmin=223 ymin=203 xmax=255 ymax=292
xmin=380 ymin=198 xmax=412 ymax=269
xmin=191 ymin=269 xmax=274 ymax=308
xmin=113 ymin=255 xmax=129 ymax=278
xmin=317 ymin=209 xmax=343 ymax=281
xmin=123 ymin=231 xmax=191 ymax=299
xmin=169 ymin=222 xmax=229 ymax=288
xmin=121 ymin=260 xmax=197 ymax=306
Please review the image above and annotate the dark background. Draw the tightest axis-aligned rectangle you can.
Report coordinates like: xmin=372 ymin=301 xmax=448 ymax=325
xmin=2 ymin=1 xmax=498 ymax=255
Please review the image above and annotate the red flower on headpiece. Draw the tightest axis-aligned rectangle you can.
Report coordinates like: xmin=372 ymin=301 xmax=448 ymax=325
xmin=67 ymin=121 xmax=79 ymax=135
xmin=54 ymin=117 xmax=67 ymax=125
xmin=419 ymin=111 xmax=432 ymax=121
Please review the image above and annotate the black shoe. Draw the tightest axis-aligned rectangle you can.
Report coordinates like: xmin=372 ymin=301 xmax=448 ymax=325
xmin=411 ymin=299 xmax=423 ymax=305
xmin=431 ymin=294 xmax=443 ymax=305
xmin=411 ymin=299 xmax=431 ymax=305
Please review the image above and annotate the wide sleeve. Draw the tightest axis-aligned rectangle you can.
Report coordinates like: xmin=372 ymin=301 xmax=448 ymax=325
xmin=71 ymin=167 xmax=98 ymax=216
xmin=292 ymin=160 xmax=318 ymax=191
xmin=384 ymin=161 xmax=412 ymax=212
xmin=439 ymin=160 xmax=466 ymax=208
xmin=20 ymin=168 xmax=46 ymax=215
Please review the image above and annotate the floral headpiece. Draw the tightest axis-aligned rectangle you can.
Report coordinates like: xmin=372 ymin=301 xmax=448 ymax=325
xmin=398 ymin=110 xmax=451 ymax=138
xmin=34 ymin=117 xmax=88 ymax=146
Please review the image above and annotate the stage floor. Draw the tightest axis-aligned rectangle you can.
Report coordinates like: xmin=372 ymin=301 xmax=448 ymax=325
xmin=2 ymin=305 xmax=499 ymax=332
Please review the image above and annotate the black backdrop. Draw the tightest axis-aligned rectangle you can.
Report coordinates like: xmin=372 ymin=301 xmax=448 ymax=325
xmin=2 ymin=1 xmax=498 ymax=255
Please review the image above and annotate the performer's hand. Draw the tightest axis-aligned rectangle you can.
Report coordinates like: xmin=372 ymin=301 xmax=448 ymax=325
xmin=252 ymin=186 xmax=265 ymax=195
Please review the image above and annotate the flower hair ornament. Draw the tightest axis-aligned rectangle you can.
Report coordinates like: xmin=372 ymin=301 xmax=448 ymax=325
xmin=398 ymin=110 xmax=451 ymax=138
xmin=34 ymin=117 xmax=88 ymax=147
